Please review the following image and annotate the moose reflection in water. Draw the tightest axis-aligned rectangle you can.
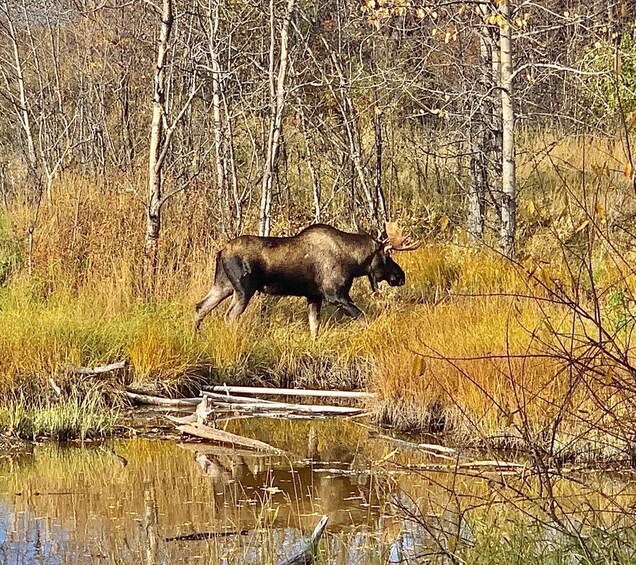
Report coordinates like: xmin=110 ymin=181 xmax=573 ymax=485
xmin=2 ymin=418 xmax=636 ymax=564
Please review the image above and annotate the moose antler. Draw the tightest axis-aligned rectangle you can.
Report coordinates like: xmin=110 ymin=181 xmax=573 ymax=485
xmin=384 ymin=221 xmax=421 ymax=252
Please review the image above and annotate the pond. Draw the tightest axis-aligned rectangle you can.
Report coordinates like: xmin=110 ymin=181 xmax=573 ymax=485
xmin=1 ymin=416 xmax=636 ymax=564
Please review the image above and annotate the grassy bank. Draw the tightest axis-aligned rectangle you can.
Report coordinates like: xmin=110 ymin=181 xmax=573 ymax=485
xmin=0 ymin=389 xmax=118 ymax=441
xmin=1 ymin=133 xmax=636 ymax=455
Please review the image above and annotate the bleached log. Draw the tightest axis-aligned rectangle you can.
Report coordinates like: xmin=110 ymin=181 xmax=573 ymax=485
xmin=166 ymin=529 xmax=248 ymax=542
xmin=205 ymin=385 xmax=375 ymax=400
xmin=178 ymin=443 xmax=275 ymax=458
xmin=165 ymin=414 xmax=198 ymax=425
xmin=125 ymin=391 xmax=201 ymax=407
xmin=458 ymin=460 xmax=526 ymax=470
xmin=65 ymin=360 xmax=128 ymax=376
xmin=176 ymin=421 xmax=287 ymax=454
xmin=201 ymin=395 xmax=364 ymax=416
xmin=202 ymin=390 xmax=279 ymax=404
xmin=361 ymin=425 xmax=457 ymax=456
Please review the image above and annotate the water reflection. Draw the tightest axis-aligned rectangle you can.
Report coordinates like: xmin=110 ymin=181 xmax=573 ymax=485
xmin=1 ymin=417 xmax=635 ymax=564
xmin=0 ymin=419 xmax=404 ymax=564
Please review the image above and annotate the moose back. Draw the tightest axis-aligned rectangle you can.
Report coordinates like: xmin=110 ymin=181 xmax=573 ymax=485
xmin=194 ymin=223 xmax=419 ymax=337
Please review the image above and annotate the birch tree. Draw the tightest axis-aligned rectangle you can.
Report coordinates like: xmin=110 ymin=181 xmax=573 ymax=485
xmin=258 ymin=0 xmax=296 ymax=236
xmin=145 ymin=0 xmax=198 ymax=287
xmin=499 ymin=0 xmax=516 ymax=257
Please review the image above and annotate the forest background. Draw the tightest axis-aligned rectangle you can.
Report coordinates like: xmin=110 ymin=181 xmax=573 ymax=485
xmin=1 ymin=0 xmax=636 ymax=461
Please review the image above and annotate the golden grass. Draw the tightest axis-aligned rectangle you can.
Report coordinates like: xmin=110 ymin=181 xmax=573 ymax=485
xmin=2 ymin=132 xmax=636 ymax=457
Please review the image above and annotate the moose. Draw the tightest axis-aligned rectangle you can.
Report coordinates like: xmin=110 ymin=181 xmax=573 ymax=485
xmin=194 ymin=222 xmax=420 ymax=337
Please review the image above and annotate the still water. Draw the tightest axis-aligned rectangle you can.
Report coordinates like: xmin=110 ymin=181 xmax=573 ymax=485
xmin=0 ymin=417 xmax=451 ymax=564
xmin=1 ymin=417 xmax=635 ymax=564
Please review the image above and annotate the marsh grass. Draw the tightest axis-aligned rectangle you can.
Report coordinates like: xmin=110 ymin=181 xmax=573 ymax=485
xmin=2 ymin=132 xmax=636 ymax=457
xmin=0 ymin=388 xmax=118 ymax=440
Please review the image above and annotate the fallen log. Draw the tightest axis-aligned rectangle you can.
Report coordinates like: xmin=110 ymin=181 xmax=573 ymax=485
xmin=166 ymin=529 xmax=248 ymax=542
xmin=176 ymin=421 xmax=288 ymax=454
xmin=205 ymin=401 xmax=364 ymax=416
xmin=165 ymin=414 xmax=198 ymax=425
xmin=65 ymin=360 xmax=128 ymax=376
xmin=362 ymin=426 xmax=457 ymax=456
xmin=178 ymin=443 xmax=274 ymax=458
xmin=278 ymin=515 xmax=329 ymax=565
xmin=200 ymin=393 xmax=365 ymax=416
xmin=202 ymin=390 xmax=279 ymax=404
xmin=205 ymin=385 xmax=375 ymax=400
xmin=125 ymin=391 xmax=201 ymax=407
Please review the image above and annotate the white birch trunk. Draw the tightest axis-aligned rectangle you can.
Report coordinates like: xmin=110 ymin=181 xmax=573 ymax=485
xmin=499 ymin=0 xmax=516 ymax=258
xmin=259 ymin=0 xmax=295 ymax=236
xmin=3 ymin=1 xmax=37 ymax=176
xmin=208 ymin=2 xmax=228 ymax=236
xmin=145 ymin=0 xmax=173 ymax=284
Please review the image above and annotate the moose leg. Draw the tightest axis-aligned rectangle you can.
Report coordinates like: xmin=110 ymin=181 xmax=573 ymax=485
xmin=307 ymin=297 xmax=322 ymax=338
xmin=225 ymin=289 xmax=254 ymax=323
xmin=194 ymin=256 xmax=234 ymax=331
xmin=194 ymin=284 xmax=233 ymax=331
xmin=367 ymin=274 xmax=379 ymax=293
xmin=325 ymin=291 xmax=364 ymax=319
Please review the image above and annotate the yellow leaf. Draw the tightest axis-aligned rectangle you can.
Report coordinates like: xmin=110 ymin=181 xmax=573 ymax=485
xmin=380 ymin=449 xmax=399 ymax=462
xmin=624 ymin=161 xmax=633 ymax=178
xmin=536 ymin=267 xmax=552 ymax=289
xmin=527 ymin=200 xmax=536 ymax=216
xmin=574 ymin=219 xmax=590 ymax=234
xmin=595 ymin=200 xmax=606 ymax=222
xmin=439 ymin=214 xmax=450 ymax=232
xmin=411 ymin=355 xmax=425 ymax=377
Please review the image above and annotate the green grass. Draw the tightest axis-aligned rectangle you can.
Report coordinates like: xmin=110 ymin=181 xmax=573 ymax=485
xmin=0 ymin=389 xmax=118 ymax=441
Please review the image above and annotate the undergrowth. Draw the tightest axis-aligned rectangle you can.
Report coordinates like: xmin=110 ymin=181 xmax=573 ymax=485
xmin=1 ymin=133 xmax=636 ymax=458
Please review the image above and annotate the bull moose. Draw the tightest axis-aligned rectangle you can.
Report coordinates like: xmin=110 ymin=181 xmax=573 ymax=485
xmin=194 ymin=222 xmax=420 ymax=337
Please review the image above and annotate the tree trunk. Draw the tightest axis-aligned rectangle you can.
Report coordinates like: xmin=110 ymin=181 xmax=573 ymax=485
xmin=208 ymin=1 xmax=228 ymax=237
xmin=259 ymin=0 xmax=295 ymax=236
xmin=468 ymin=131 xmax=487 ymax=240
xmin=3 ymin=0 xmax=38 ymax=182
xmin=297 ymin=101 xmax=321 ymax=222
xmin=373 ymin=105 xmax=388 ymax=223
xmin=468 ymin=22 xmax=492 ymax=241
xmin=499 ymin=0 xmax=516 ymax=258
xmin=145 ymin=0 xmax=174 ymax=288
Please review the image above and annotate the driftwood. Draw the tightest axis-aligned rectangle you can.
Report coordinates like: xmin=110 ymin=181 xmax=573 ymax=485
xmin=165 ymin=414 xmax=198 ymax=425
xmin=65 ymin=360 xmax=128 ymax=376
xmin=166 ymin=530 xmax=249 ymax=542
xmin=356 ymin=422 xmax=458 ymax=458
xmin=176 ymin=421 xmax=287 ymax=454
xmin=202 ymin=390 xmax=280 ymax=404
xmin=178 ymin=442 xmax=274 ymax=458
xmin=200 ymin=393 xmax=365 ymax=417
xmin=206 ymin=385 xmax=375 ymax=400
xmin=278 ymin=515 xmax=329 ymax=565
xmin=125 ymin=391 xmax=201 ymax=407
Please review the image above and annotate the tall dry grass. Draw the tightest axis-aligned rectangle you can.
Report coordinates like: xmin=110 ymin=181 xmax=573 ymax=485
xmin=2 ymin=132 xmax=636 ymax=457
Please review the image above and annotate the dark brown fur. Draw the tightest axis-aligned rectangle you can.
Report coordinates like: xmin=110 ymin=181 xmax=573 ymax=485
xmin=194 ymin=224 xmax=406 ymax=336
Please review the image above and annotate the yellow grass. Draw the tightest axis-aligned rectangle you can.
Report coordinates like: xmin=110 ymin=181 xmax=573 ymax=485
xmin=1 ymin=132 xmax=636 ymax=457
